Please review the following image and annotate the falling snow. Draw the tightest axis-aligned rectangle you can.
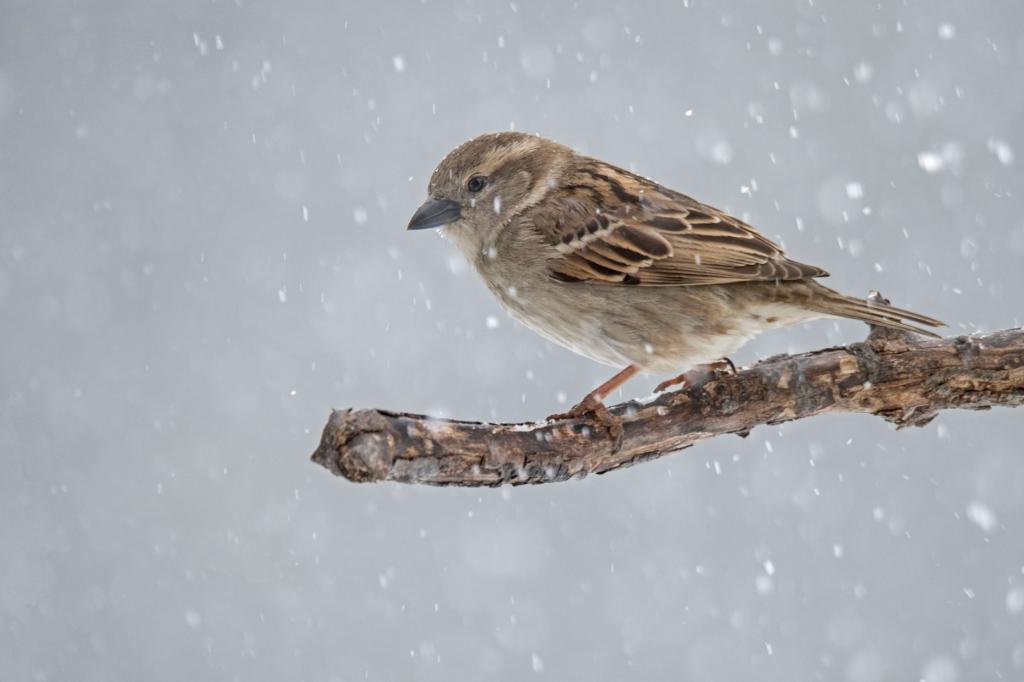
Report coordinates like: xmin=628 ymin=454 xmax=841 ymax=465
xmin=2 ymin=3 xmax=1020 ymax=681
xmin=966 ymin=501 xmax=998 ymax=534
xmin=987 ymin=137 xmax=1014 ymax=166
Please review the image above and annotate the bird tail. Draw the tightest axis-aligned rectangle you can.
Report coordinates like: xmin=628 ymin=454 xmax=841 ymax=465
xmin=799 ymin=281 xmax=945 ymax=338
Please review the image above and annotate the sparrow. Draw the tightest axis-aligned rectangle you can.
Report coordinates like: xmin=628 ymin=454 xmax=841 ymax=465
xmin=407 ymin=132 xmax=943 ymax=428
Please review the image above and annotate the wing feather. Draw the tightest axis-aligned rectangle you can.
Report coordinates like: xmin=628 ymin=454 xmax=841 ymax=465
xmin=536 ymin=160 xmax=829 ymax=286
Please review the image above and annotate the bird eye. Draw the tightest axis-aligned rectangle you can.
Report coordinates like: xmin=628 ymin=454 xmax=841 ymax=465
xmin=467 ymin=175 xmax=487 ymax=193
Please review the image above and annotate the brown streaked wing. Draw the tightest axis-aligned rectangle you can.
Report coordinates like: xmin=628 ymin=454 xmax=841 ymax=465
xmin=538 ymin=161 xmax=829 ymax=286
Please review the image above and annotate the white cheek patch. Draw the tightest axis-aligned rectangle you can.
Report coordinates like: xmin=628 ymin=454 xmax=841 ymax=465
xmin=493 ymin=195 xmax=502 ymax=214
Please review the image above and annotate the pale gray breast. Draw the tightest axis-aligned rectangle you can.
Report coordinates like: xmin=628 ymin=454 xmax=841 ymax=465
xmin=471 ymin=220 xmax=783 ymax=372
xmin=472 ymin=225 xmax=633 ymax=368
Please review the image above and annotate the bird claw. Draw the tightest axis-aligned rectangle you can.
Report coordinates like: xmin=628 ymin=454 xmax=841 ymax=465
xmin=547 ymin=398 xmax=624 ymax=449
xmin=654 ymin=375 xmax=690 ymax=393
xmin=654 ymin=358 xmax=737 ymax=393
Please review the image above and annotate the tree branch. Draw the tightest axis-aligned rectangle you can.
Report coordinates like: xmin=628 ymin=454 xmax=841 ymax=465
xmin=311 ymin=326 xmax=1024 ymax=487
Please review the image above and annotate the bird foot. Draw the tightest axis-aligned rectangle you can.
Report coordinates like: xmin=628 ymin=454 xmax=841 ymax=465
xmin=654 ymin=358 xmax=737 ymax=393
xmin=547 ymin=396 xmax=624 ymax=447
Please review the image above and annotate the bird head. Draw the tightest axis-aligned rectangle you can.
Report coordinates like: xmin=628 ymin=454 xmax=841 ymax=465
xmin=407 ymin=132 xmax=571 ymax=256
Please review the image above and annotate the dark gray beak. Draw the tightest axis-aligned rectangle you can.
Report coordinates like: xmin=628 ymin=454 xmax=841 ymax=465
xmin=407 ymin=198 xmax=461 ymax=231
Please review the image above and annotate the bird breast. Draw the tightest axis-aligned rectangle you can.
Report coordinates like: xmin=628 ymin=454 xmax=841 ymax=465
xmin=475 ymin=247 xmax=753 ymax=372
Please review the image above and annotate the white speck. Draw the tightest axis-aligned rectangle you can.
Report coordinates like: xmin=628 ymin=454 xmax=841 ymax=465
xmin=963 ymin=587 xmax=975 ymax=599
xmin=215 ymin=35 xmax=224 ymax=50
xmin=392 ymin=55 xmax=406 ymax=73
xmin=684 ymin=109 xmax=693 ymax=117
xmin=767 ymin=37 xmax=783 ymax=55
xmin=917 ymin=142 xmax=963 ymax=174
xmin=485 ymin=315 xmax=500 ymax=329
xmin=555 ymin=391 xmax=567 ymax=404
xmin=765 ymin=642 xmax=773 ymax=656
xmin=277 ymin=287 xmax=287 ymax=303
xmin=961 ymin=237 xmax=978 ymax=258
xmin=966 ymin=501 xmax=997 ymax=534
xmin=193 ymin=32 xmax=208 ymax=56
xmin=589 ymin=70 xmax=598 ymax=83
xmin=353 ymin=207 xmax=368 ymax=225
xmin=289 ymin=389 xmax=297 ymax=396
xmin=763 ymin=559 xmax=775 ymax=576
xmin=531 ymin=653 xmax=545 ymax=673
xmin=937 ymin=22 xmax=956 ymax=40
xmin=756 ymin=574 xmax=774 ymax=594
xmin=493 ymin=195 xmax=502 ymax=214
xmin=1006 ymin=586 xmax=1024 ymax=615
xmin=853 ymin=61 xmax=873 ymax=83
xmin=987 ymin=137 xmax=1014 ymax=166
xmin=643 ymin=343 xmax=654 ymax=354
xmin=885 ymin=100 xmax=904 ymax=124
xmin=917 ymin=152 xmax=945 ymax=174
xmin=845 ymin=182 xmax=864 ymax=199
xmin=185 ymin=610 xmax=202 ymax=628
xmin=301 ymin=205 xmax=309 ymax=222
xmin=833 ymin=543 xmax=844 ymax=558
xmin=250 ymin=60 xmax=272 ymax=89
xmin=710 ymin=140 xmax=733 ymax=165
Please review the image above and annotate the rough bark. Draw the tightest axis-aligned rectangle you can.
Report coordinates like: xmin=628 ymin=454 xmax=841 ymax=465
xmin=311 ymin=326 xmax=1024 ymax=487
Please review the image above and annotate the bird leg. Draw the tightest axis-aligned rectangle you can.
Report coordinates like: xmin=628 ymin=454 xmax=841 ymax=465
xmin=654 ymin=358 xmax=737 ymax=393
xmin=546 ymin=365 xmax=640 ymax=442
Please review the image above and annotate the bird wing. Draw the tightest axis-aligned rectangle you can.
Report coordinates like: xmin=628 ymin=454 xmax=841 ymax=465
xmin=534 ymin=162 xmax=828 ymax=286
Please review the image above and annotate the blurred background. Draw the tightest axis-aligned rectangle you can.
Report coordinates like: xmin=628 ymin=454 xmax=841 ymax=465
xmin=2 ymin=0 xmax=1023 ymax=680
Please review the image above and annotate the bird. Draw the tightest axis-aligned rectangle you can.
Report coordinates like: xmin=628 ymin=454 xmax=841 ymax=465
xmin=407 ymin=131 xmax=944 ymax=431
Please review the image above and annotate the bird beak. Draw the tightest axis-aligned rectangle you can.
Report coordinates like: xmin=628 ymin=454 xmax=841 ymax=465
xmin=407 ymin=198 xmax=462 ymax=231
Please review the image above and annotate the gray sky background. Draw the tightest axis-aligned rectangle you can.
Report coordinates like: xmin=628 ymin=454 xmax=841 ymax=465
xmin=2 ymin=1 xmax=1023 ymax=680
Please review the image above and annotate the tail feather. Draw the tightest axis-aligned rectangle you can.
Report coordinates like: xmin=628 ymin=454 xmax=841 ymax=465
xmin=802 ymin=283 xmax=945 ymax=339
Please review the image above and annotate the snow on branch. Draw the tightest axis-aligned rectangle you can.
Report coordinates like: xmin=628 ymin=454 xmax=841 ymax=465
xmin=311 ymin=325 xmax=1024 ymax=487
